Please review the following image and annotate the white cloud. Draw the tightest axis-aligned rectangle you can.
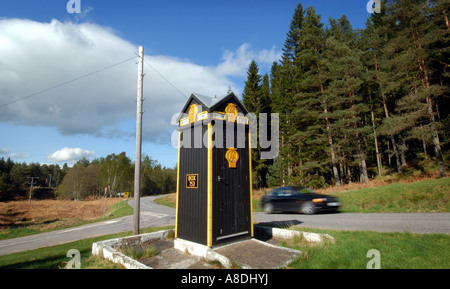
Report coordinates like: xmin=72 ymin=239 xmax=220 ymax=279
xmin=0 ymin=19 xmax=281 ymax=145
xmin=10 ymin=153 xmax=30 ymax=159
xmin=215 ymin=43 xmax=282 ymax=77
xmin=47 ymin=147 xmax=94 ymax=162
xmin=0 ymin=19 xmax=138 ymax=136
xmin=0 ymin=149 xmax=30 ymax=159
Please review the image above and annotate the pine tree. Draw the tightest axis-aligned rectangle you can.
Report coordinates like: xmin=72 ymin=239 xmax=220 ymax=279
xmin=381 ymin=0 xmax=447 ymax=177
xmin=268 ymin=62 xmax=290 ymax=185
xmin=294 ymin=6 xmax=339 ymax=187
xmin=323 ymin=15 xmax=370 ymax=183
xmin=258 ymin=73 xmax=272 ymax=187
xmin=242 ymin=60 xmax=262 ymax=114
xmin=359 ymin=7 xmax=405 ymax=174
xmin=359 ymin=17 xmax=387 ymax=177
xmin=272 ymin=3 xmax=306 ymax=185
xmin=242 ymin=60 xmax=267 ymax=188
xmin=281 ymin=3 xmax=305 ymax=65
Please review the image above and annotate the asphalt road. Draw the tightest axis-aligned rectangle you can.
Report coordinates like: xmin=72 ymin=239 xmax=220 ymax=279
xmin=253 ymin=211 xmax=450 ymax=234
xmin=0 ymin=196 xmax=175 ymax=256
xmin=0 ymin=196 xmax=449 ymax=256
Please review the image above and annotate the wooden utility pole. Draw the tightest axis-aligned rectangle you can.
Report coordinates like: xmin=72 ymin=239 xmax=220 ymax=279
xmin=133 ymin=46 xmax=144 ymax=235
xmin=103 ymin=186 xmax=108 ymax=218
xmin=27 ymin=177 xmax=39 ymax=204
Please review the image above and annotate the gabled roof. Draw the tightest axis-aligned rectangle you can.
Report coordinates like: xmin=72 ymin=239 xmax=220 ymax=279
xmin=179 ymin=91 xmax=248 ymax=115
xmin=191 ymin=93 xmax=222 ymax=109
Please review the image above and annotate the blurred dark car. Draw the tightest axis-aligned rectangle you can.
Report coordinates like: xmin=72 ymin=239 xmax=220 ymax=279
xmin=261 ymin=186 xmax=341 ymax=214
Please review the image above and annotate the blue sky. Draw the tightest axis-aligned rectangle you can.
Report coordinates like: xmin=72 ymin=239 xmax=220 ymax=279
xmin=0 ymin=0 xmax=373 ymax=168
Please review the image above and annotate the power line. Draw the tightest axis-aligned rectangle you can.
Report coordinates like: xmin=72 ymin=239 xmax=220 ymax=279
xmin=143 ymin=59 xmax=189 ymax=99
xmin=0 ymin=56 xmax=138 ymax=109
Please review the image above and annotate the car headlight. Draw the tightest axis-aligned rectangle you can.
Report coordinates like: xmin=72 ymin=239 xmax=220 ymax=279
xmin=312 ymin=198 xmax=326 ymax=203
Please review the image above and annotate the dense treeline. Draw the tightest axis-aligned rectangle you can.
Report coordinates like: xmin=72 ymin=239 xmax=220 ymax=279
xmin=245 ymin=0 xmax=449 ymax=188
xmin=0 ymin=157 xmax=68 ymax=201
xmin=57 ymin=153 xmax=176 ymax=200
xmin=0 ymin=153 xmax=176 ymax=201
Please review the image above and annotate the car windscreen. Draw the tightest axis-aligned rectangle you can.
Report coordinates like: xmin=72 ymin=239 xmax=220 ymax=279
xmin=292 ymin=186 xmax=315 ymax=194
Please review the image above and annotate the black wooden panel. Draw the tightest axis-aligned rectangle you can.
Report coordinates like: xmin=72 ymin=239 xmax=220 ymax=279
xmin=177 ymin=125 xmax=208 ymax=245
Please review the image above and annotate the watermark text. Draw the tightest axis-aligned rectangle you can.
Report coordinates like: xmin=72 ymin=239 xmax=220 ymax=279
xmin=67 ymin=0 xmax=81 ymax=14
xmin=171 ymin=113 xmax=279 ymax=160
xmin=66 ymin=249 xmax=81 ymax=269
xmin=367 ymin=0 xmax=381 ymax=14
xmin=366 ymin=249 xmax=381 ymax=269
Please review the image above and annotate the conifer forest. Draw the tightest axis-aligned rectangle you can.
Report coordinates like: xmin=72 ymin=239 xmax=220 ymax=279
xmin=243 ymin=0 xmax=449 ymax=188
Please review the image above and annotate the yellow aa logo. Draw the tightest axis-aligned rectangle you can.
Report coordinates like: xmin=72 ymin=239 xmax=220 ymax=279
xmin=225 ymin=148 xmax=239 ymax=168
xmin=225 ymin=103 xmax=238 ymax=122
xmin=188 ymin=103 xmax=199 ymax=123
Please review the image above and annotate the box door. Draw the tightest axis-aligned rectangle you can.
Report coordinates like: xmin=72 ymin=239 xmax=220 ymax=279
xmin=213 ymin=145 xmax=251 ymax=244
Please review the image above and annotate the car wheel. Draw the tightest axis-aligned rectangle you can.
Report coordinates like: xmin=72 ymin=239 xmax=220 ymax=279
xmin=264 ymin=203 xmax=274 ymax=214
xmin=301 ymin=202 xmax=316 ymax=215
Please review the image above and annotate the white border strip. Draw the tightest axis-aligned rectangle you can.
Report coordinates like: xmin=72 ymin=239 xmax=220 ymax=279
xmin=216 ymin=230 xmax=249 ymax=241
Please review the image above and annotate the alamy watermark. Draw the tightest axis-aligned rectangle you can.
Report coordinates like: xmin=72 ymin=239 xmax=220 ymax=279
xmin=171 ymin=112 xmax=279 ymax=160
xmin=366 ymin=249 xmax=381 ymax=269
xmin=367 ymin=0 xmax=381 ymax=14
xmin=67 ymin=0 xmax=81 ymax=14
xmin=66 ymin=249 xmax=81 ymax=269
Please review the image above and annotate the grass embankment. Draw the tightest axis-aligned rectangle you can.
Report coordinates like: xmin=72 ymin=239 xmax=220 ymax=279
xmin=0 ymin=198 xmax=133 ymax=240
xmin=332 ymin=177 xmax=449 ymax=213
xmin=285 ymin=228 xmax=449 ymax=269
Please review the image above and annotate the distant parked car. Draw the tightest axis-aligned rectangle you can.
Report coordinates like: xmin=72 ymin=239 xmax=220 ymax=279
xmin=261 ymin=186 xmax=341 ymax=214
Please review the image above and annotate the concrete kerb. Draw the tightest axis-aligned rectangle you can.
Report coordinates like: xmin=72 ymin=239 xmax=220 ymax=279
xmin=91 ymin=226 xmax=334 ymax=269
xmin=173 ymin=238 xmax=235 ymax=269
xmin=254 ymin=225 xmax=335 ymax=244
xmin=92 ymin=229 xmax=174 ymax=269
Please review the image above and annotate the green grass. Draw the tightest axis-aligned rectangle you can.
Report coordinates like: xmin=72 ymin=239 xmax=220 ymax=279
xmin=335 ymin=177 xmax=450 ymax=213
xmin=153 ymin=194 xmax=176 ymax=208
xmin=253 ymin=199 xmax=262 ymax=212
xmin=119 ymin=244 xmax=160 ymax=260
xmin=285 ymin=228 xmax=450 ymax=269
xmin=107 ymin=199 xmax=134 ymax=218
xmin=0 ymin=226 xmax=174 ymax=269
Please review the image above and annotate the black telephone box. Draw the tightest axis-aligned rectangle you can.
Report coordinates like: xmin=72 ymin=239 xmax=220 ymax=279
xmin=175 ymin=91 xmax=253 ymax=247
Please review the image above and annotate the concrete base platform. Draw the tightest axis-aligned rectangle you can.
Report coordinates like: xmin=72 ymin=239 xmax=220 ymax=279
xmin=138 ymin=237 xmax=303 ymax=269
xmin=92 ymin=226 xmax=333 ymax=269
xmin=141 ymin=239 xmax=218 ymax=269
xmin=213 ymin=239 xmax=303 ymax=269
